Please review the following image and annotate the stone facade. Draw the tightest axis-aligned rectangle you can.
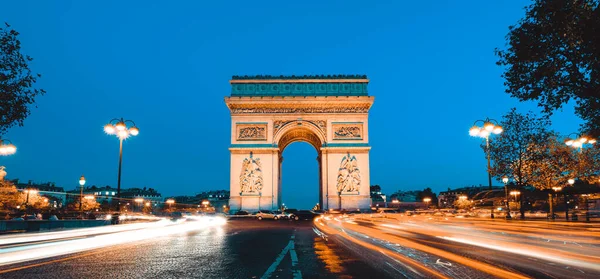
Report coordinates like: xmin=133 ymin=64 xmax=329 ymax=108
xmin=225 ymin=76 xmax=374 ymax=212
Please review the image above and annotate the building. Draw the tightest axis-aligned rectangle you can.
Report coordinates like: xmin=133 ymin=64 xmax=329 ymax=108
xmin=12 ymin=179 xmax=67 ymax=208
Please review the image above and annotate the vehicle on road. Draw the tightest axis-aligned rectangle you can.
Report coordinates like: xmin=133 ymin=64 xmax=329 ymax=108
xmin=255 ymin=210 xmax=276 ymax=220
xmin=233 ymin=210 xmax=250 ymax=216
xmin=290 ymin=210 xmax=320 ymax=221
xmin=378 ymin=209 xmax=397 ymax=217
xmin=170 ymin=211 xmax=184 ymax=221
xmin=272 ymin=210 xmax=288 ymax=220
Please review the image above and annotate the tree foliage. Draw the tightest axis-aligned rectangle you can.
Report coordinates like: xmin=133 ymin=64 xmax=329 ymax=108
xmin=0 ymin=23 xmax=45 ymax=135
xmin=496 ymin=0 xmax=600 ymax=136
xmin=528 ymin=136 xmax=577 ymax=190
xmin=489 ymin=108 xmax=553 ymax=187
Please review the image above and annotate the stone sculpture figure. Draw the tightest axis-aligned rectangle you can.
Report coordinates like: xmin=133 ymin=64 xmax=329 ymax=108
xmin=336 ymin=154 xmax=360 ymax=193
xmin=239 ymin=154 xmax=263 ymax=193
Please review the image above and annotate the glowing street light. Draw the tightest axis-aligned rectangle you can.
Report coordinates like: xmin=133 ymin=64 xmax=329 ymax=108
xmin=502 ymin=175 xmax=512 ymax=219
xmin=79 ymin=175 xmax=86 ymax=219
xmin=166 ymin=199 xmax=175 ymax=210
xmin=458 ymin=195 xmax=467 ymax=201
xmin=24 ymin=188 xmax=38 ymax=208
xmin=423 ymin=197 xmax=431 ymax=209
xmin=0 ymin=138 xmax=17 ymax=156
xmin=469 ymin=118 xmax=503 ymax=219
xmin=564 ymin=133 xmax=596 ymax=153
xmin=104 ymin=118 xmax=139 ymax=199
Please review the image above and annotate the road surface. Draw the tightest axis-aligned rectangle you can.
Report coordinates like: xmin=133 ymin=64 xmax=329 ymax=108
xmin=1 ymin=215 xmax=599 ymax=278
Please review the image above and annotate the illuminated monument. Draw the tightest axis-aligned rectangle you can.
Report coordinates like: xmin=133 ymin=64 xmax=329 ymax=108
xmin=225 ymin=75 xmax=374 ymax=212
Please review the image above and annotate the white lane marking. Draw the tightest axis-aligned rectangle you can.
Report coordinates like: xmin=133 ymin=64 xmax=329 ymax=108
xmin=260 ymin=234 xmax=303 ymax=279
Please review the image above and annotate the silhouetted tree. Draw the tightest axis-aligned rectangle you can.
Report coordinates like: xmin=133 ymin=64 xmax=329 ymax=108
xmin=0 ymin=23 xmax=45 ymax=135
xmin=416 ymin=188 xmax=438 ymax=207
xmin=496 ymin=1 xmax=600 ymax=137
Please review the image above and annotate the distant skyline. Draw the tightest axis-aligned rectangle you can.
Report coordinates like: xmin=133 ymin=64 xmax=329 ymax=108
xmin=0 ymin=1 xmax=583 ymax=209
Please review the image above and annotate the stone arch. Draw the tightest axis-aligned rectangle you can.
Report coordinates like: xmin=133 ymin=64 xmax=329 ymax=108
xmin=273 ymin=120 xmax=326 ymax=151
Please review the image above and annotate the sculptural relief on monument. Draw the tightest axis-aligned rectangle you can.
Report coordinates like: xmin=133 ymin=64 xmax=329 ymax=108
xmin=239 ymin=153 xmax=263 ymax=194
xmin=336 ymin=153 xmax=361 ymax=194
xmin=273 ymin=119 xmax=326 ymax=137
xmin=236 ymin=123 xmax=267 ymax=141
xmin=333 ymin=123 xmax=363 ymax=140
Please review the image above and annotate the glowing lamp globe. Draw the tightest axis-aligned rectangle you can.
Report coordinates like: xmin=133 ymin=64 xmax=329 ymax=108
xmin=589 ymin=139 xmax=597 ymax=144
xmin=79 ymin=175 xmax=86 ymax=186
xmin=6 ymin=144 xmax=16 ymax=154
xmin=118 ymin=130 xmax=129 ymax=139
xmin=579 ymin=137 xmax=588 ymax=143
xmin=565 ymin=139 xmax=574 ymax=146
xmin=484 ymin=122 xmax=495 ymax=132
xmin=104 ymin=124 xmax=116 ymax=134
xmin=479 ymin=129 xmax=491 ymax=138
xmin=502 ymin=176 xmax=509 ymax=184
xmin=115 ymin=121 xmax=126 ymax=131
xmin=492 ymin=126 xmax=503 ymax=135
xmin=568 ymin=179 xmax=575 ymax=185
xmin=469 ymin=126 xmax=481 ymax=137
xmin=129 ymin=126 xmax=139 ymax=136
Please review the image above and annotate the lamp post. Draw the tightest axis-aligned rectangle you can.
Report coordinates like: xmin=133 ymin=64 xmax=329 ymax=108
xmin=502 ymin=176 xmax=511 ymax=219
xmin=551 ymin=186 xmax=562 ymax=220
xmin=134 ymin=198 xmax=144 ymax=213
xmin=0 ymin=138 xmax=17 ymax=156
xmin=104 ymin=118 xmax=139 ymax=199
xmin=24 ymin=188 xmax=38 ymax=208
xmin=565 ymin=179 xmax=575 ymax=221
xmin=423 ymin=197 xmax=431 ymax=209
xmin=338 ymin=191 xmax=342 ymax=211
xmin=79 ymin=175 xmax=86 ymax=219
xmin=469 ymin=118 xmax=503 ymax=219
xmin=166 ymin=199 xmax=175 ymax=211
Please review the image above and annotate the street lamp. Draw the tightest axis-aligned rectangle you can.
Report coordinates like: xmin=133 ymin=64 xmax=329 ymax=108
xmin=79 ymin=175 xmax=86 ymax=219
xmin=0 ymin=138 xmax=17 ymax=156
xmin=134 ymin=198 xmax=144 ymax=212
xmin=550 ymin=186 xmax=562 ymax=220
xmin=470 ymin=118 xmax=503 ymax=219
xmin=104 ymin=118 xmax=139 ymax=199
xmin=24 ymin=188 xmax=38 ymax=209
xmin=564 ymin=133 xmax=596 ymax=153
xmin=565 ymin=178 xmax=575 ymax=221
xmin=502 ymin=176 xmax=511 ymax=219
xmin=423 ymin=197 xmax=431 ymax=209
xmin=166 ymin=199 xmax=175 ymax=210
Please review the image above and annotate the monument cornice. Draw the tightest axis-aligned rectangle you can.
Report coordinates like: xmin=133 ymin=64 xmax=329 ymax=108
xmin=225 ymin=96 xmax=374 ymax=114
xmin=230 ymin=79 xmax=369 ymax=84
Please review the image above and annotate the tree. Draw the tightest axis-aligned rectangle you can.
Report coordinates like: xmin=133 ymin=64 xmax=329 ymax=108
xmin=496 ymin=1 xmax=600 ymax=137
xmin=67 ymin=198 xmax=99 ymax=212
xmin=416 ymin=187 xmax=438 ymax=207
xmin=453 ymin=198 xmax=474 ymax=210
xmin=488 ymin=108 xmax=553 ymax=218
xmin=0 ymin=23 xmax=45 ymax=135
xmin=0 ymin=180 xmax=20 ymax=210
xmin=489 ymin=109 xmax=553 ymax=186
xmin=574 ymin=144 xmax=600 ymax=183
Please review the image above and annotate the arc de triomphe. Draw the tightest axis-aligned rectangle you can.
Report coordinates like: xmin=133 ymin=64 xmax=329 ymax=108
xmin=225 ymin=75 xmax=374 ymax=212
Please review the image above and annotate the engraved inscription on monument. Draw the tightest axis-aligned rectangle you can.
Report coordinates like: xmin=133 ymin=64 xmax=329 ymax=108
xmin=236 ymin=123 xmax=267 ymax=141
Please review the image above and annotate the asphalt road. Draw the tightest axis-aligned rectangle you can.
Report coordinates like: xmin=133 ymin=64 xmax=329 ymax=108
xmin=0 ymin=218 xmax=390 ymax=279
xmin=1 ymin=216 xmax=599 ymax=279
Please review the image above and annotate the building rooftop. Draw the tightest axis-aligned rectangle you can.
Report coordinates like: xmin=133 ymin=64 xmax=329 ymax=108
xmin=229 ymin=74 xmax=369 ymax=97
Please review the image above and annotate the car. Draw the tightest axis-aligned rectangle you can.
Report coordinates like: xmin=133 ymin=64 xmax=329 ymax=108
xmin=170 ymin=211 xmax=184 ymax=221
xmin=290 ymin=210 xmax=320 ymax=221
xmin=272 ymin=210 xmax=288 ymax=220
xmin=378 ymin=209 xmax=397 ymax=217
xmin=234 ymin=210 xmax=250 ymax=216
xmin=255 ymin=210 xmax=276 ymax=220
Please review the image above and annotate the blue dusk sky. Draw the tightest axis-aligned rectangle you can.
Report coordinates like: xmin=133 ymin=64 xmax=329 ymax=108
xmin=0 ymin=1 xmax=582 ymax=209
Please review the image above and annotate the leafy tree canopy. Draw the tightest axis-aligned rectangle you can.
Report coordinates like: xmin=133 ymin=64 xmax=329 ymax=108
xmin=496 ymin=0 xmax=600 ymax=136
xmin=0 ymin=23 xmax=45 ymax=135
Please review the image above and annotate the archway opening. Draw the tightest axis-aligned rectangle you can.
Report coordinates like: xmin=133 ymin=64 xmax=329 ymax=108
xmin=280 ymin=142 xmax=319 ymax=210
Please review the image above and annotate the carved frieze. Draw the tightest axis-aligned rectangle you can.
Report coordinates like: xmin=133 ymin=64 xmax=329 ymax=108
xmin=273 ymin=119 xmax=327 ymax=136
xmin=336 ymin=153 xmax=361 ymax=193
xmin=333 ymin=123 xmax=363 ymax=140
xmin=240 ymin=153 xmax=263 ymax=194
xmin=229 ymin=105 xmax=371 ymax=114
xmin=236 ymin=123 xmax=267 ymax=141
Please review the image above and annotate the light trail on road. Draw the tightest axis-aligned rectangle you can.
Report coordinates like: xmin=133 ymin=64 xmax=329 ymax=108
xmin=314 ymin=214 xmax=600 ymax=278
xmin=0 ymin=216 xmax=226 ymax=268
